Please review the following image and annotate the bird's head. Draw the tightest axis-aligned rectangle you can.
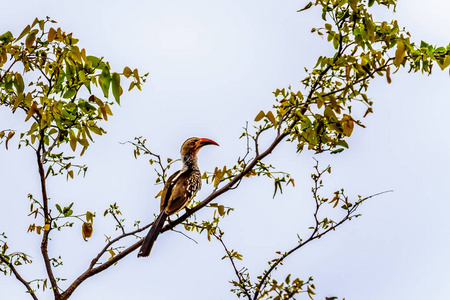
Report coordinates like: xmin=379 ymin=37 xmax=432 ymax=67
xmin=180 ymin=137 xmax=219 ymax=170
xmin=181 ymin=137 xmax=219 ymax=157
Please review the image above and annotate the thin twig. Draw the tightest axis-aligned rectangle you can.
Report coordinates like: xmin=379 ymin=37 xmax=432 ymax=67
xmin=88 ymin=222 xmax=152 ymax=269
xmin=170 ymin=228 xmax=198 ymax=244
xmin=213 ymin=232 xmax=252 ymax=300
xmin=0 ymin=255 xmax=38 ymax=300
xmin=111 ymin=211 xmax=126 ymax=235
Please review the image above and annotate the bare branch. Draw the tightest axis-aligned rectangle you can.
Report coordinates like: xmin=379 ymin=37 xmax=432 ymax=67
xmin=213 ymin=231 xmax=252 ymax=300
xmin=252 ymin=160 xmax=393 ymax=299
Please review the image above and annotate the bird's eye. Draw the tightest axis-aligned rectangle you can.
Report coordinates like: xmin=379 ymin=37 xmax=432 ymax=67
xmin=189 ymin=141 xmax=196 ymax=147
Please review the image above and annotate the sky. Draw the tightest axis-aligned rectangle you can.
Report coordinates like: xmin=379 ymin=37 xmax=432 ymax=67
xmin=1 ymin=0 xmax=450 ymax=299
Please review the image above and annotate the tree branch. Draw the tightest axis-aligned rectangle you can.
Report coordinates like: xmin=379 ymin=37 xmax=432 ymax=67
xmin=36 ymin=138 xmax=60 ymax=299
xmin=88 ymin=222 xmax=151 ymax=270
xmin=213 ymin=231 xmax=252 ymax=300
xmin=0 ymin=254 xmax=38 ymax=300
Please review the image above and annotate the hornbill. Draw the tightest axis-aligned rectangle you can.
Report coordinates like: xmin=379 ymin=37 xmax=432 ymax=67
xmin=138 ymin=137 xmax=219 ymax=257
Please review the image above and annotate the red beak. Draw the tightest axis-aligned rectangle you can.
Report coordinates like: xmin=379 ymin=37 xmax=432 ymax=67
xmin=198 ymin=138 xmax=219 ymax=147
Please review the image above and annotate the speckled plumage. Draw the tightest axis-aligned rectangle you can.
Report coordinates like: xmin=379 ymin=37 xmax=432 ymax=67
xmin=138 ymin=137 xmax=218 ymax=257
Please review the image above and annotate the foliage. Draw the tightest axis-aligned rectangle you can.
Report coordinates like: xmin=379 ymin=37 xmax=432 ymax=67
xmin=1 ymin=1 xmax=450 ymax=299
xmin=0 ymin=17 xmax=147 ymax=300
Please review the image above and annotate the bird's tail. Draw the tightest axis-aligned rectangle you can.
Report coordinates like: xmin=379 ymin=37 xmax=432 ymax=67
xmin=138 ymin=211 xmax=168 ymax=257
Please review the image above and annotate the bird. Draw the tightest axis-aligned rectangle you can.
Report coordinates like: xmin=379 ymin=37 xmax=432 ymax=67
xmin=138 ymin=137 xmax=219 ymax=257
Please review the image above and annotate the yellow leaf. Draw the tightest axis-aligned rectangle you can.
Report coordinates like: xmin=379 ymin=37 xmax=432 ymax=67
xmin=86 ymin=211 xmax=93 ymax=223
xmin=25 ymin=29 xmax=38 ymax=49
xmin=386 ymin=66 xmax=392 ymax=84
xmin=128 ymin=81 xmax=135 ymax=91
xmin=82 ymin=222 xmax=93 ymax=241
xmin=394 ymin=41 xmax=406 ymax=67
xmin=155 ymin=190 xmax=163 ymax=198
xmin=254 ymin=110 xmax=265 ymax=122
xmin=349 ymin=0 xmax=358 ymax=11
xmin=1 ymin=48 xmax=6 ymax=66
xmin=5 ymin=131 xmax=15 ymax=150
xmin=81 ymin=48 xmax=87 ymax=63
xmin=218 ymin=205 xmax=225 ymax=216
xmin=48 ymin=27 xmax=57 ymax=42
xmin=104 ymin=103 xmax=113 ymax=116
xmin=25 ymin=101 xmax=37 ymax=122
xmin=24 ymin=92 xmax=32 ymax=107
xmin=71 ymin=46 xmax=82 ymax=64
xmin=438 ymin=55 xmax=450 ymax=71
xmin=13 ymin=92 xmax=23 ymax=112
xmin=317 ymin=96 xmax=324 ymax=109
xmin=123 ymin=66 xmax=132 ymax=78
xmin=43 ymin=224 xmax=50 ymax=231
xmin=266 ymin=111 xmax=277 ymax=126
xmin=341 ymin=114 xmax=354 ymax=137
xmin=69 ymin=131 xmax=77 ymax=151
xmin=108 ymin=249 xmax=115 ymax=257
xmin=16 ymin=25 xmax=30 ymax=42
xmin=133 ymin=68 xmax=140 ymax=84
xmin=100 ymin=106 xmax=108 ymax=121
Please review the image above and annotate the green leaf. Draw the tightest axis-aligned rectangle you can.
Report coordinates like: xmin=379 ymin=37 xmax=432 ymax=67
xmin=14 ymin=73 xmax=25 ymax=94
xmin=297 ymin=1 xmax=312 ymax=12
xmin=99 ymin=67 xmax=111 ymax=98
xmin=55 ymin=203 xmax=62 ymax=213
xmin=0 ymin=31 xmax=13 ymax=43
xmin=336 ymin=140 xmax=349 ymax=148
xmin=368 ymin=0 xmax=375 ymax=7
xmin=63 ymin=88 xmax=76 ymax=99
xmin=86 ymin=56 xmax=106 ymax=70
xmin=330 ymin=148 xmax=344 ymax=154
xmin=111 ymin=72 xmax=121 ymax=105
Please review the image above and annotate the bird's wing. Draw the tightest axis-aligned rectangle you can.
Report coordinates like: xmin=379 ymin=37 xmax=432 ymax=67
xmin=160 ymin=170 xmax=183 ymax=211
xmin=165 ymin=169 xmax=201 ymax=215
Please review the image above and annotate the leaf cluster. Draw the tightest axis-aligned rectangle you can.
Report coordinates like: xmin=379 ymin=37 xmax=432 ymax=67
xmin=0 ymin=17 xmax=147 ymax=160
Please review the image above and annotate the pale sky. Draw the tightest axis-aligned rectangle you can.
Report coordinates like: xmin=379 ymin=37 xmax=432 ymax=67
xmin=1 ymin=1 xmax=450 ymax=299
